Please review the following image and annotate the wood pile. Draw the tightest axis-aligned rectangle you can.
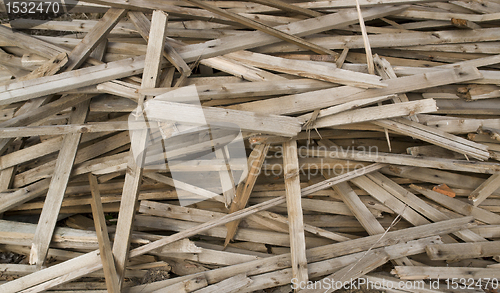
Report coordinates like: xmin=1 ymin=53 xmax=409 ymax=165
xmin=1 ymin=0 xmax=500 ymax=292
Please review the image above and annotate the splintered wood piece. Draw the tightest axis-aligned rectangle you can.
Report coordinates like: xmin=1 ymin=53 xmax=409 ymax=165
xmin=282 ymin=140 xmax=308 ymax=285
xmin=224 ymin=143 xmax=269 ymax=247
xmin=183 ymin=0 xmax=338 ymax=57
xmin=432 ymin=183 xmax=456 ymax=198
xmin=373 ymin=54 xmax=418 ymax=121
xmin=29 ymin=99 xmax=90 ymax=267
xmin=355 ymin=0 xmax=374 ymax=75
xmin=64 ymin=8 xmax=127 ymax=71
xmin=469 ymin=173 xmax=500 ymax=206
xmin=88 ymin=174 xmax=120 ymax=293
xmin=18 ymin=52 xmax=68 ymax=81
xmin=215 ymin=146 xmax=236 ymax=207
xmin=0 ymin=140 xmax=22 ymax=191
xmin=112 ymin=10 xmax=168 ymax=288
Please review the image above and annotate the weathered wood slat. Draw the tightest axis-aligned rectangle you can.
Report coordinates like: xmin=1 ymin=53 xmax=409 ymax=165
xmin=282 ymin=140 xmax=308 ymax=285
xmin=88 ymin=174 xmax=120 ymax=293
xmin=111 ymin=10 xmax=168 ymax=289
xmin=29 ymin=99 xmax=90 ymax=266
xmin=224 ymin=144 xmax=269 ymax=246
xmin=373 ymin=117 xmax=490 ymax=161
xmin=64 ymin=8 xmax=127 ymax=71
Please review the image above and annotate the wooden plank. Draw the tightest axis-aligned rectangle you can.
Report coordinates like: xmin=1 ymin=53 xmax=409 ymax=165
xmin=0 ymin=56 xmax=145 ymax=105
xmin=64 ymin=8 xmax=127 ymax=71
xmin=224 ymin=144 xmax=269 ymax=247
xmin=144 ymin=100 xmax=302 ymax=137
xmin=311 ymin=99 xmax=438 ymax=128
xmin=18 ymin=52 xmax=68 ymax=81
xmin=141 ymin=11 xmax=168 ymax=90
xmin=355 ymin=0 xmax=375 ymax=75
xmin=112 ymin=10 xmax=168 ymax=289
xmin=139 ymin=78 xmax=332 ymax=101
xmin=226 ymin=51 xmax=385 ymax=88
xmin=426 ymin=241 xmax=500 ymax=260
xmin=88 ymin=174 xmax=120 ymax=293
xmin=469 ymin=173 xmax=500 ymax=206
xmin=394 ymin=8 xmax=500 ymax=22
xmin=199 ymin=55 xmax=286 ymax=82
xmin=29 ymin=99 xmax=90 ymax=266
xmin=282 ymin=140 xmax=308 ymax=285
xmin=0 ymin=121 xmax=139 ymax=137
xmin=350 ymin=175 xmax=431 ymax=227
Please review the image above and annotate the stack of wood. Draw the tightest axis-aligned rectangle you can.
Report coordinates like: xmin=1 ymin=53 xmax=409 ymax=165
xmin=0 ymin=0 xmax=500 ymax=292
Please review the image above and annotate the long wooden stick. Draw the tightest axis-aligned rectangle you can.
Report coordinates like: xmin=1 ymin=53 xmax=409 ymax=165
xmin=88 ymin=174 xmax=120 ymax=293
xmin=283 ymin=140 xmax=308 ymax=286
xmin=29 ymin=99 xmax=90 ymax=266
xmin=224 ymin=144 xmax=269 ymax=247
xmin=111 ymin=10 xmax=168 ymax=289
